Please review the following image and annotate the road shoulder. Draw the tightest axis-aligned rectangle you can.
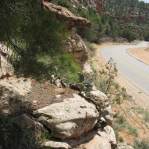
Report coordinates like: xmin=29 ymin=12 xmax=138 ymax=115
xmin=91 ymin=42 xmax=149 ymax=143
xmin=128 ymin=48 xmax=149 ymax=65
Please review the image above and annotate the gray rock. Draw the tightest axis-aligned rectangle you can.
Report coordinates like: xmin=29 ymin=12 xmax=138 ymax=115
xmin=102 ymin=105 xmax=114 ymax=124
xmin=34 ymin=94 xmax=99 ymax=139
xmin=80 ymin=134 xmax=111 ymax=149
xmin=42 ymin=140 xmax=71 ymax=149
xmin=117 ymin=143 xmax=134 ymax=149
xmin=55 ymin=79 xmax=62 ymax=88
xmin=65 ymin=33 xmax=88 ymax=64
xmin=42 ymin=1 xmax=90 ymax=28
xmin=89 ymin=89 xmax=109 ymax=111
xmin=0 ymin=84 xmax=32 ymax=115
xmin=98 ymin=125 xmax=117 ymax=145
xmin=0 ymin=43 xmax=14 ymax=78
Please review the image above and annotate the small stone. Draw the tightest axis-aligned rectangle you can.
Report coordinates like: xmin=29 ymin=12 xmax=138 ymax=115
xmin=42 ymin=140 xmax=71 ymax=149
xmin=56 ymin=94 xmax=61 ymax=98
xmin=117 ymin=143 xmax=134 ymax=149
xmin=55 ymin=79 xmax=62 ymax=88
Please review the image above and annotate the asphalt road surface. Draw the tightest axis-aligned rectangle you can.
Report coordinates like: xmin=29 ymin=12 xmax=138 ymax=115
xmin=101 ymin=42 xmax=149 ymax=94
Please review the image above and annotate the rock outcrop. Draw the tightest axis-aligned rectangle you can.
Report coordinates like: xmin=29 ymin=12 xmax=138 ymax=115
xmin=0 ymin=76 xmax=117 ymax=149
xmin=65 ymin=33 xmax=88 ymax=64
xmin=0 ymin=77 xmax=32 ymax=115
xmin=80 ymin=135 xmax=111 ymax=149
xmin=0 ymin=43 xmax=14 ymax=78
xmin=42 ymin=0 xmax=90 ymax=28
xmin=98 ymin=125 xmax=117 ymax=145
xmin=71 ymin=0 xmax=104 ymax=13
xmin=34 ymin=94 xmax=99 ymax=139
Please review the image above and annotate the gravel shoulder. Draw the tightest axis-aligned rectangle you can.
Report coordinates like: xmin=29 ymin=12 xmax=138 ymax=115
xmin=128 ymin=48 xmax=149 ymax=65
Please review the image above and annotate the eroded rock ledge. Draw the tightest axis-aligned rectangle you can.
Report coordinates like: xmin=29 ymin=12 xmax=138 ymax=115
xmin=42 ymin=0 xmax=90 ymax=28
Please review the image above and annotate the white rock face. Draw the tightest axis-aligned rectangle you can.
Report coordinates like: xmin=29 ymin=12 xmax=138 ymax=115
xmin=98 ymin=125 xmax=117 ymax=145
xmin=42 ymin=141 xmax=71 ymax=149
xmin=0 ymin=44 xmax=14 ymax=77
xmin=80 ymin=135 xmax=111 ymax=149
xmin=35 ymin=94 xmax=99 ymax=139
xmin=0 ymin=77 xmax=31 ymax=96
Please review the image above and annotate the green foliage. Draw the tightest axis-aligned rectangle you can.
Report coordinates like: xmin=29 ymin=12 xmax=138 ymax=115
xmin=77 ymin=7 xmax=102 ymax=42
xmin=36 ymin=53 xmax=81 ymax=82
xmin=135 ymin=108 xmax=149 ymax=123
xmin=133 ymin=140 xmax=149 ymax=149
xmin=53 ymin=0 xmax=72 ymax=8
xmin=114 ymin=114 xmax=138 ymax=139
xmin=0 ymin=116 xmax=39 ymax=149
xmin=41 ymin=131 xmax=52 ymax=141
xmin=92 ymin=59 xmax=129 ymax=104
xmin=74 ymin=0 xmax=149 ymax=42
xmin=0 ymin=0 xmax=81 ymax=82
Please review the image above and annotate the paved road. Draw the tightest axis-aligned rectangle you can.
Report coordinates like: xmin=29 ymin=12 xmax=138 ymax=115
xmin=101 ymin=42 xmax=149 ymax=94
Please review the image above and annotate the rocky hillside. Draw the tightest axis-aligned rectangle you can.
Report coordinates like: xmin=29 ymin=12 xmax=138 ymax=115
xmin=0 ymin=75 xmax=117 ymax=149
xmin=0 ymin=0 xmax=148 ymax=149
xmin=0 ymin=0 xmax=117 ymax=149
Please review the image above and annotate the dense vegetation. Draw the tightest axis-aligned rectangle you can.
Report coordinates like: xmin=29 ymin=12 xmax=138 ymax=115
xmin=1 ymin=0 xmax=148 ymax=81
xmin=0 ymin=0 xmax=81 ymax=82
xmin=55 ymin=0 xmax=149 ymax=42
xmin=0 ymin=1 xmax=149 ymax=149
xmin=104 ymin=0 xmax=149 ymax=41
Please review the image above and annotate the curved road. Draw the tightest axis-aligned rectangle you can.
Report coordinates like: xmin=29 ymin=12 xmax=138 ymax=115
xmin=101 ymin=42 xmax=149 ymax=94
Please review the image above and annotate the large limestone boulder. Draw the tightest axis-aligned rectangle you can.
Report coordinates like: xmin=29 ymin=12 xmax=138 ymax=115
xmin=34 ymin=94 xmax=99 ymax=139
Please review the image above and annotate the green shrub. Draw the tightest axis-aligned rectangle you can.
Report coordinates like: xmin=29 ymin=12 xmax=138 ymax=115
xmin=0 ymin=0 xmax=82 ymax=82
xmin=36 ymin=52 xmax=81 ymax=82
xmin=135 ymin=108 xmax=149 ymax=123
xmin=0 ymin=116 xmax=39 ymax=149
xmin=92 ymin=59 xmax=129 ymax=104
xmin=53 ymin=0 xmax=71 ymax=8
xmin=114 ymin=114 xmax=138 ymax=138
xmin=133 ymin=140 xmax=149 ymax=149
